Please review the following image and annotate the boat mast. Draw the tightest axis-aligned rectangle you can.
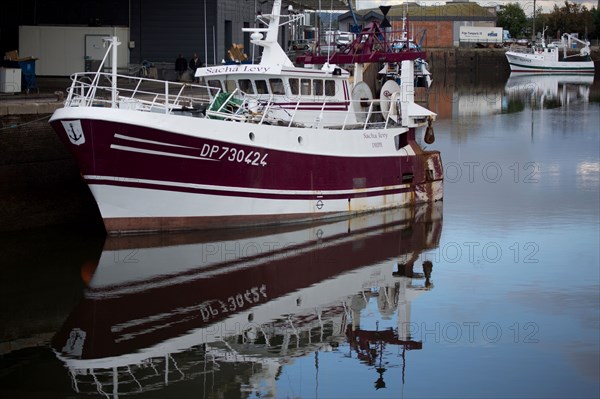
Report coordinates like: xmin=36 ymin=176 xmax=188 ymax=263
xmin=94 ymin=36 xmax=120 ymax=108
xmin=532 ymin=0 xmax=536 ymax=43
xmin=111 ymin=37 xmax=118 ymax=108
xmin=242 ymin=0 xmax=295 ymax=68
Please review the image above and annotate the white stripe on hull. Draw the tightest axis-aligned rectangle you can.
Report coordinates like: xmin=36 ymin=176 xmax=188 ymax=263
xmin=89 ymin=184 xmax=417 ymax=220
xmin=84 ymin=175 xmax=412 ymax=197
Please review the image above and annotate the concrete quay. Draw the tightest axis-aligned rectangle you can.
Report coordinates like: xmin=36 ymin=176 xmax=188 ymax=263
xmin=0 ymin=77 xmax=70 ymax=116
xmin=0 ymin=77 xmax=103 ymax=233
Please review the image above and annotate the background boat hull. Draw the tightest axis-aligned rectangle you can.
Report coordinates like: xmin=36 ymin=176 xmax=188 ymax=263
xmin=505 ymin=52 xmax=595 ymax=73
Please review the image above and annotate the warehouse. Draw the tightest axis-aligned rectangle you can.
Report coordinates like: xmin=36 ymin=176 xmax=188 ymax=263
xmin=1 ymin=0 xmax=348 ymax=76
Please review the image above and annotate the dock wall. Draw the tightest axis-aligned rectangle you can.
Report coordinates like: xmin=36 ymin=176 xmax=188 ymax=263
xmin=427 ymin=47 xmax=511 ymax=75
xmin=0 ymin=114 xmax=103 ymax=232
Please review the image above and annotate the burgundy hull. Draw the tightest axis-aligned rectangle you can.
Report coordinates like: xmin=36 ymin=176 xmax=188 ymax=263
xmin=50 ymin=117 xmax=443 ymax=233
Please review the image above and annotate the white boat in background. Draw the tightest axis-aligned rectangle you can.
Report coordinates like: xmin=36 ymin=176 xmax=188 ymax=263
xmin=48 ymin=0 xmax=443 ymax=235
xmin=505 ymin=30 xmax=595 ymax=74
xmin=52 ymin=205 xmax=442 ymax=397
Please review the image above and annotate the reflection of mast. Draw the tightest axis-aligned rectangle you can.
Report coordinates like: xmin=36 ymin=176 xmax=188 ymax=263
xmin=346 ymin=260 xmax=433 ymax=390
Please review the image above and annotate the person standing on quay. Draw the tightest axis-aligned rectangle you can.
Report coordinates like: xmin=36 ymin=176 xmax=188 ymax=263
xmin=189 ymin=53 xmax=203 ymax=83
xmin=175 ymin=53 xmax=187 ymax=81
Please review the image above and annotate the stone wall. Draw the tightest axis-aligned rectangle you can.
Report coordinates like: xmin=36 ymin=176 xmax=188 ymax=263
xmin=0 ymin=114 xmax=103 ymax=232
xmin=427 ymin=47 xmax=511 ymax=77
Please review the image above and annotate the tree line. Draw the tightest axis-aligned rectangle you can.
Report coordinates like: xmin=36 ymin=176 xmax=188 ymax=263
xmin=497 ymin=1 xmax=600 ymax=40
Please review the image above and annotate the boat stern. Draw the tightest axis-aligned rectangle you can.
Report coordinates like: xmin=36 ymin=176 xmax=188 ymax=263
xmin=415 ymin=150 xmax=443 ymax=203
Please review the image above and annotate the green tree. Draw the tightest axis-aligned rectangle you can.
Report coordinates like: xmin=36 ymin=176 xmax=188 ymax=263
xmin=530 ymin=5 xmax=546 ymax=38
xmin=497 ymin=3 xmax=528 ymax=38
xmin=544 ymin=1 xmax=596 ymax=39
xmin=592 ymin=7 xmax=600 ymax=39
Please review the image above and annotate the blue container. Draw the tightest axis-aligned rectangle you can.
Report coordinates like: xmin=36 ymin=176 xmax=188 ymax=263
xmin=18 ymin=59 xmax=38 ymax=93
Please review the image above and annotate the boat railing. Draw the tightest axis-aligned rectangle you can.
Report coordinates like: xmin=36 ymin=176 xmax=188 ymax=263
xmin=203 ymin=90 xmax=409 ymax=130
xmin=507 ymin=46 xmax=535 ymax=54
xmin=64 ymin=71 xmax=420 ymax=130
xmin=65 ymin=71 xmax=215 ymax=113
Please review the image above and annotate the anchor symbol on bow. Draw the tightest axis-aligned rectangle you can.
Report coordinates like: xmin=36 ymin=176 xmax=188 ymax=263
xmin=68 ymin=123 xmax=82 ymax=142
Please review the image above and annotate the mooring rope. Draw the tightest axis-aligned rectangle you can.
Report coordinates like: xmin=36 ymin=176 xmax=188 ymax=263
xmin=0 ymin=114 xmax=51 ymax=131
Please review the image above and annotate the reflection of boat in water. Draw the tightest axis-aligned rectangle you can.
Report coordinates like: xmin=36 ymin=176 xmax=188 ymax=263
xmin=504 ymin=73 xmax=594 ymax=107
xmin=52 ymin=205 xmax=442 ymax=397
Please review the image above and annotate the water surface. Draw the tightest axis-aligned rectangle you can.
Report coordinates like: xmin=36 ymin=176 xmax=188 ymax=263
xmin=1 ymin=73 xmax=599 ymax=398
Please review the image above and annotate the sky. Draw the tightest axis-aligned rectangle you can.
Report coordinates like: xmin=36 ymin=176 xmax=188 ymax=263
xmin=354 ymin=0 xmax=599 ymax=13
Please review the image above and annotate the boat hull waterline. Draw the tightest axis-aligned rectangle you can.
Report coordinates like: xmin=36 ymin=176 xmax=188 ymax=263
xmin=505 ymin=51 xmax=595 ymax=73
xmin=50 ymin=108 xmax=443 ymax=234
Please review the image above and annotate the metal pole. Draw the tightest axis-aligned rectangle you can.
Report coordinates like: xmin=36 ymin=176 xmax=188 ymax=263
xmin=532 ymin=0 xmax=536 ymax=43
xmin=111 ymin=36 xmax=118 ymax=108
xmin=252 ymin=0 xmax=256 ymax=63
xmin=204 ymin=0 xmax=208 ymax=65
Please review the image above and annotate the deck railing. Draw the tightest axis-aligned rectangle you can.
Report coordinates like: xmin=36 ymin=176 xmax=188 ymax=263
xmin=65 ymin=71 xmax=215 ymax=113
xmin=64 ymin=71 xmax=417 ymax=131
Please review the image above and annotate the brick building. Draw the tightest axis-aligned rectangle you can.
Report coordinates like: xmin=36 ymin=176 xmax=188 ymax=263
xmin=338 ymin=1 xmax=497 ymax=48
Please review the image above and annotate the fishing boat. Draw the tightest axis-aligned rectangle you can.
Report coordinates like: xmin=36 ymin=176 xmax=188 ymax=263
xmin=505 ymin=30 xmax=595 ymax=74
xmin=49 ymin=0 xmax=443 ymax=234
xmin=52 ymin=205 xmax=442 ymax=397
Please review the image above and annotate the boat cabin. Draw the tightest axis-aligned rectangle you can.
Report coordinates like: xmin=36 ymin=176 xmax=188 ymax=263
xmin=197 ymin=65 xmax=356 ymax=126
xmin=200 ymin=68 xmax=349 ymax=102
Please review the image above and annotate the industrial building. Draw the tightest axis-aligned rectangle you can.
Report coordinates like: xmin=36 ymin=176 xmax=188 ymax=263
xmin=2 ymin=1 xmax=497 ymax=77
xmin=2 ymin=0 xmax=348 ymax=76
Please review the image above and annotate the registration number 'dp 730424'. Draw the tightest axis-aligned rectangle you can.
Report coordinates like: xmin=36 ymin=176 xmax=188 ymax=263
xmin=200 ymin=144 xmax=268 ymax=166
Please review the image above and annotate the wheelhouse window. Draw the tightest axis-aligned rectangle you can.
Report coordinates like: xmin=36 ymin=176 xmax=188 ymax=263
xmin=289 ymin=78 xmax=299 ymax=95
xmin=225 ymin=80 xmax=236 ymax=92
xmin=238 ymin=79 xmax=254 ymax=94
xmin=256 ymin=79 xmax=269 ymax=94
xmin=269 ymin=78 xmax=285 ymax=95
xmin=207 ymin=80 xmax=223 ymax=97
xmin=301 ymin=79 xmax=311 ymax=95
xmin=313 ymin=79 xmax=323 ymax=96
xmin=325 ymin=80 xmax=336 ymax=96
xmin=208 ymin=80 xmax=222 ymax=90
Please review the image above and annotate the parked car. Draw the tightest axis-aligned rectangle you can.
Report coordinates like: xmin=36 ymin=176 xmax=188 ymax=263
xmin=516 ymin=38 xmax=530 ymax=46
xmin=289 ymin=39 xmax=313 ymax=51
xmin=336 ymin=33 xmax=354 ymax=47
xmin=392 ymin=40 xmax=420 ymax=51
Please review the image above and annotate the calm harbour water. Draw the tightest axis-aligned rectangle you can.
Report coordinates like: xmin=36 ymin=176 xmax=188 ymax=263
xmin=1 ymin=73 xmax=599 ymax=399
